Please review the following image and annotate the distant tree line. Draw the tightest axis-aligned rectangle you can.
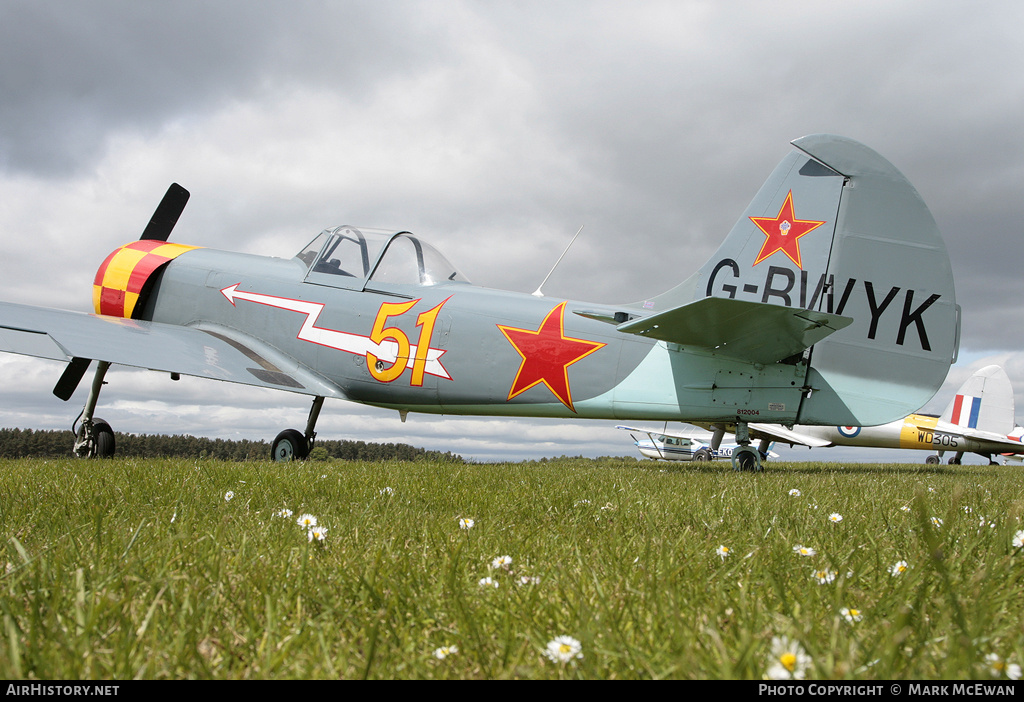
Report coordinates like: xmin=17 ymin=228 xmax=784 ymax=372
xmin=0 ymin=428 xmax=463 ymax=463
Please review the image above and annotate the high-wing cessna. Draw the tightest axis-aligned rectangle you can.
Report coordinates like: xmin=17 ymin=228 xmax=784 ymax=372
xmin=726 ymin=365 xmax=1023 ymax=465
xmin=0 ymin=135 xmax=960 ymax=470
xmin=617 ymin=424 xmax=779 ymax=462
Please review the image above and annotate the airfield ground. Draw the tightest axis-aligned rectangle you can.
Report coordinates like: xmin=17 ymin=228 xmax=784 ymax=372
xmin=1 ymin=456 xmax=1022 ymax=679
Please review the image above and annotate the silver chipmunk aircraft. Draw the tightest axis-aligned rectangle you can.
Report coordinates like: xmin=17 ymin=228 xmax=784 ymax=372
xmin=721 ymin=365 xmax=1023 ymax=465
xmin=0 ymin=135 xmax=960 ymax=469
xmin=616 ymin=424 xmax=779 ymax=462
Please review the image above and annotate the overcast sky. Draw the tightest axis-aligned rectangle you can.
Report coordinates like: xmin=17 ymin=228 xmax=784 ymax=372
xmin=2 ymin=1 xmax=1023 ymax=464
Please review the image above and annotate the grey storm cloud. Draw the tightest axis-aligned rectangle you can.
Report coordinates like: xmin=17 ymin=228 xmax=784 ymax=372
xmin=1 ymin=0 xmax=1023 ymax=461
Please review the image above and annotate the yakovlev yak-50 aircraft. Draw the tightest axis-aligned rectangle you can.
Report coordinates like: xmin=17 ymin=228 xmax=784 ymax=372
xmin=0 ymin=135 xmax=960 ymax=470
xmin=716 ymin=365 xmax=1023 ymax=465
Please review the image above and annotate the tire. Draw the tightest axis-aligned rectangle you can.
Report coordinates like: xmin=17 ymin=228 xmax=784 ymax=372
xmin=925 ymin=455 xmax=940 ymax=465
xmin=271 ymin=429 xmax=308 ymax=462
xmin=732 ymin=446 xmax=761 ymax=472
xmin=75 ymin=418 xmax=116 ymax=458
xmin=693 ymin=448 xmax=713 ymax=462
xmin=93 ymin=419 xmax=116 ymax=458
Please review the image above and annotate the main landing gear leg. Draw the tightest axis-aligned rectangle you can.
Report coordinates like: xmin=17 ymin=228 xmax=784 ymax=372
xmin=731 ymin=422 xmax=762 ymax=472
xmin=271 ymin=396 xmax=324 ymax=462
xmin=710 ymin=424 xmax=726 ymax=453
xmin=72 ymin=361 xmax=115 ymax=458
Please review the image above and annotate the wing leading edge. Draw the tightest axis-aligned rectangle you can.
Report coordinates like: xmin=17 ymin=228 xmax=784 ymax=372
xmin=0 ymin=301 xmax=346 ymax=400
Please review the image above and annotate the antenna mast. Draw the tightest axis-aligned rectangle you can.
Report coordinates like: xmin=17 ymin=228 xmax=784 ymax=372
xmin=532 ymin=225 xmax=584 ymax=297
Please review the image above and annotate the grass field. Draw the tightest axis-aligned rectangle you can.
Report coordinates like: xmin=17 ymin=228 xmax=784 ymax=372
xmin=2 ymin=456 xmax=1024 ymax=680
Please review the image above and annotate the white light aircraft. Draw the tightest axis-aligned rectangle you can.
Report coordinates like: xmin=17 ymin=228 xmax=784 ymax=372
xmin=617 ymin=424 xmax=779 ymax=463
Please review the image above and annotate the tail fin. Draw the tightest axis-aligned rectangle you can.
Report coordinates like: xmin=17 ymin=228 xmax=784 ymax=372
xmin=939 ymin=365 xmax=1015 ymax=435
xmin=639 ymin=135 xmax=959 ymax=427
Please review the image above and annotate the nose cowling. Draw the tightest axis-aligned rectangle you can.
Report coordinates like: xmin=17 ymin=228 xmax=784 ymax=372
xmin=93 ymin=240 xmax=200 ymax=318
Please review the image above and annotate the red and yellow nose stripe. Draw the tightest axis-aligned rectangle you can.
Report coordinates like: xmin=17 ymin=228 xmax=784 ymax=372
xmin=93 ymin=240 xmax=200 ymax=318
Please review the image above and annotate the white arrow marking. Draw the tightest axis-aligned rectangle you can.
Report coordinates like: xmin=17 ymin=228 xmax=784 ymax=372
xmin=221 ymin=284 xmax=450 ymax=380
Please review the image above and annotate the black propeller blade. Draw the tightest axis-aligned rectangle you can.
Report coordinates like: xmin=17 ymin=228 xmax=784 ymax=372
xmin=140 ymin=183 xmax=190 ymax=241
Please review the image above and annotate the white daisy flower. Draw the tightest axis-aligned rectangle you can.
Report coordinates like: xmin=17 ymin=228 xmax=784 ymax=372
xmin=793 ymin=544 xmax=816 ymax=557
xmin=840 ymin=607 xmax=863 ymax=623
xmin=519 ymin=576 xmax=541 ymax=585
xmin=459 ymin=517 xmax=475 ymax=530
xmin=1013 ymin=530 xmax=1024 ymax=548
xmin=224 ymin=491 xmax=235 ymax=502
xmin=889 ymin=560 xmax=909 ymax=576
xmin=276 ymin=508 xmax=293 ymax=519
xmin=829 ymin=513 xmax=843 ymax=523
xmin=544 ymin=635 xmax=583 ymax=664
xmin=766 ymin=636 xmax=812 ymax=680
xmin=931 ymin=517 xmax=943 ymax=528
xmin=813 ymin=569 xmax=837 ymax=585
xmin=307 ymin=525 xmax=328 ymax=542
xmin=433 ymin=645 xmax=458 ymax=660
xmin=491 ymin=555 xmax=512 ymax=569
xmin=478 ymin=577 xmax=498 ymax=588
xmin=296 ymin=513 xmax=318 ymax=529
xmin=986 ymin=653 xmax=1023 ymax=680
xmin=716 ymin=545 xmax=730 ymax=560
xmin=789 ymin=489 xmax=801 ymax=497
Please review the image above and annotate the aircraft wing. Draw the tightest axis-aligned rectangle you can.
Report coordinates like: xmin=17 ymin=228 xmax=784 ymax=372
xmin=615 ymin=296 xmax=853 ymax=364
xmin=748 ymin=422 xmax=833 ymax=448
xmin=615 ymin=424 xmax=713 ymax=440
xmin=0 ymin=301 xmax=346 ymax=399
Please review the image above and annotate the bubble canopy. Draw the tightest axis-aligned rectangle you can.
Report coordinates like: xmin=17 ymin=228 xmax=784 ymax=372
xmin=296 ymin=226 xmax=471 ymax=288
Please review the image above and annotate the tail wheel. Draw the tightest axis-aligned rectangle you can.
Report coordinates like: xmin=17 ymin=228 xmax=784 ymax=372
xmin=271 ymin=429 xmax=309 ymax=462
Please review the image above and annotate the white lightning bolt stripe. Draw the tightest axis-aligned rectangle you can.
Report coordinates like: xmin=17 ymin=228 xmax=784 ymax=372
xmin=220 ymin=284 xmax=450 ymax=380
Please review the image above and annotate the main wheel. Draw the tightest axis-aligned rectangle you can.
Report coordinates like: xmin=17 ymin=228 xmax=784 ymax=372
xmin=925 ymin=455 xmax=940 ymax=465
xmin=74 ymin=418 xmax=116 ymax=458
xmin=93 ymin=419 xmax=116 ymax=458
xmin=732 ymin=445 xmax=762 ymax=472
xmin=271 ymin=429 xmax=308 ymax=462
xmin=693 ymin=448 xmax=713 ymax=462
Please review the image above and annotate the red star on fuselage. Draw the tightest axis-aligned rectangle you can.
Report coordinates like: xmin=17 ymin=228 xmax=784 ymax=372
xmin=497 ymin=301 xmax=605 ymax=413
xmin=749 ymin=190 xmax=826 ymax=269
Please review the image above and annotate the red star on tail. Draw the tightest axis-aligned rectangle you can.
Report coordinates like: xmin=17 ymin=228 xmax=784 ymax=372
xmin=749 ymin=190 xmax=826 ymax=269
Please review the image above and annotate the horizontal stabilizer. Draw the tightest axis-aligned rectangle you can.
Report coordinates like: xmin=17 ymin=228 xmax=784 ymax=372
xmin=615 ymin=296 xmax=852 ymax=364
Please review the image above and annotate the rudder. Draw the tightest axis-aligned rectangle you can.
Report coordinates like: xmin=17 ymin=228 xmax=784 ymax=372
xmin=939 ymin=365 xmax=1015 ymax=434
xmin=634 ymin=135 xmax=958 ymax=428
